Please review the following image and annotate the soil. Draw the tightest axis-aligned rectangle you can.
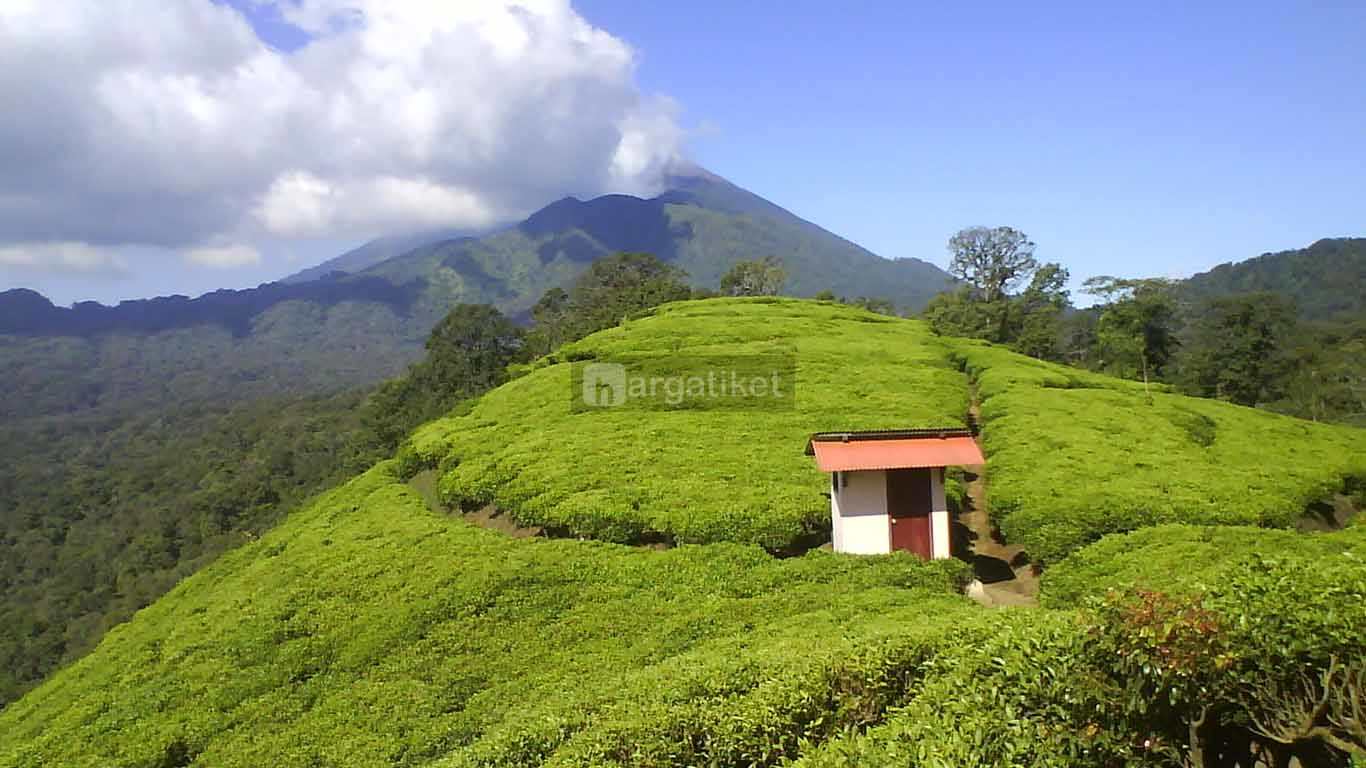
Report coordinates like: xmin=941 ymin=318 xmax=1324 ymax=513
xmin=959 ymin=394 xmax=1039 ymax=608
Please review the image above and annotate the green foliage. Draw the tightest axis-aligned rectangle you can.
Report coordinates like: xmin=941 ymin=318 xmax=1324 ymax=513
xmin=1042 ymin=524 xmax=1366 ymax=608
xmin=1180 ymin=237 xmax=1366 ymax=323
xmin=0 ymin=391 xmax=385 ymax=706
xmin=924 ymin=227 xmax=1070 ymax=361
xmin=362 ymin=304 xmax=524 ymax=450
xmin=523 ymin=252 xmax=693 ymax=358
xmin=950 ymin=340 xmax=1366 ymax=564
xmin=1084 ymin=276 xmax=1180 ymax=384
xmin=799 ymin=529 xmax=1366 ymax=766
xmin=0 ymin=461 xmax=972 ymax=767
xmin=4 ymin=297 xmax=1366 ymax=766
xmin=719 ymin=256 xmax=787 ymax=296
xmin=1175 ymin=292 xmax=1296 ymax=406
xmin=407 ymin=298 xmax=971 ymax=549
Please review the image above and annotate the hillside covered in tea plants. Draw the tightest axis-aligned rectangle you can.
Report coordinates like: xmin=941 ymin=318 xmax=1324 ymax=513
xmin=2 ymin=298 xmax=1364 ymax=766
xmin=405 ymin=298 xmax=1364 ymax=556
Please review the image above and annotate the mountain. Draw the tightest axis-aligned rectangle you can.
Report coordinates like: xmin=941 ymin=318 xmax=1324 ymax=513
xmin=0 ymin=170 xmax=954 ymax=706
xmin=1179 ymin=237 xmax=1366 ymax=321
xmin=3 ymin=299 xmax=1362 ymax=765
xmin=360 ymin=167 xmax=954 ymax=318
xmin=279 ymin=227 xmax=481 ymax=285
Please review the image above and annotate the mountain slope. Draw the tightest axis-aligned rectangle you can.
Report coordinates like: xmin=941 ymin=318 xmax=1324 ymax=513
xmin=361 ymin=168 xmax=954 ymax=317
xmin=1179 ymin=237 xmax=1366 ymax=321
xmin=280 ymin=228 xmax=479 ymax=284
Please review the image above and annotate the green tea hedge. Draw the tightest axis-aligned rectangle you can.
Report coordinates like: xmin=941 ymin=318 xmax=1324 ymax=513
xmin=949 ymin=341 xmax=1366 ymax=564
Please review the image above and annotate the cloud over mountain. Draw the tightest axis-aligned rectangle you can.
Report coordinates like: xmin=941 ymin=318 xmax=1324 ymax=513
xmin=0 ymin=0 xmax=682 ymax=271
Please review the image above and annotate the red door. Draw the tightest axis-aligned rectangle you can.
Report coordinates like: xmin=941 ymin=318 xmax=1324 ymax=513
xmin=886 ymin=468 xmax=932 ymax=559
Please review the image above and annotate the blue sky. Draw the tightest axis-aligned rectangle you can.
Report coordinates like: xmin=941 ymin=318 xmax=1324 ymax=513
xmin=2 ymin=1 xmax=1362 ymax=305
xmin=575 ymin=0 xmax=1365 ymax=288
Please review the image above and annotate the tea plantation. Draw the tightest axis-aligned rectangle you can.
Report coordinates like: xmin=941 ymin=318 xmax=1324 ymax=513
xmin=0 ymin=460 xmax=976 ymax=767
xmin=3 ymin=298 xmax=1365 ymax=765
xmin=953 ymin=340 xmax=1366 ymax=563
xmin=407 ymin=298 xmax=971 ymax=549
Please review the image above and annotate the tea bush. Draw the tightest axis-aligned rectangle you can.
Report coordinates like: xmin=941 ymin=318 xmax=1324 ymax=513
xmin=949 ymin=341 xmax=1366 ymax=564
xmin=796 ymin=542 xmax=1366 ymax=767
xmin=1042 ymin=523 xmax=1366 ymax=607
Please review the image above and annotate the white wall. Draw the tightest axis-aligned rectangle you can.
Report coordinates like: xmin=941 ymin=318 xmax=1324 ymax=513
xmin=831 ymin=470 xmax=890 ymax=555
xmin=929 ymin=467 xmax=951 ymax=559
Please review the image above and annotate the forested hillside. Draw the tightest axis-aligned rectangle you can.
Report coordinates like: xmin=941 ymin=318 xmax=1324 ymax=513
xmin=1180 ymin=237 xmax=1366 ymax=321
xmin=361 ymin=167 xmax=953 ymax=319
xmin=3 ymin=299 xmax=1362 ymax=766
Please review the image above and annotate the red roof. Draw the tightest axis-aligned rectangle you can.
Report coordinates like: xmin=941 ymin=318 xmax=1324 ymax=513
xmin=808 ymin=434 xmax=985 ymax=472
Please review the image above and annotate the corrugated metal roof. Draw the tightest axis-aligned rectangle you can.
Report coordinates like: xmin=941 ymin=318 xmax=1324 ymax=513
xmin=807 ymin=431 xmax=985 ymax=472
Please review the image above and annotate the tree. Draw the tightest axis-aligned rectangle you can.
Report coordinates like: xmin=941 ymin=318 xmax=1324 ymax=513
xmin=1005 ymin=263 xmax=1070 ymax=360
xmin=924 ymin=226 xmax=1070 ymax=360
xmin=563 ymin=252 xmax=692 ymax=338
xmin=522 ymin=253 xmax=693 ymax=359
xmin=524 ymin=287 xmax=570 ymax=358
xmin=848 ymin=296 xmax=896 ymax=315
xmin=930 ymin=227 xmax=1059 ymax=350
xmin=363 ymin=304 xmax=525 ymax=449
xmin=1176 ymin=292 xmax=1296 ymax=407
xmin=921 ymin=288 xmax=994 ymax=339
xmin=948 ymin=226 xmax=1038 ymax=303
xmin=720 ymin=256 xmax=786 ymax=297
xmin=1085 ymin=277 xmax=1179 ymax=396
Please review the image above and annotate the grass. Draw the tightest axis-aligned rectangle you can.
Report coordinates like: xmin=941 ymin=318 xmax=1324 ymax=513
xmin=951 ymin=340 xmax=1366 ymax=564
xmin=408 ymin=298 xmax=970 ymax=549
xmin=0 ymin=460 xmax=972 ymax=768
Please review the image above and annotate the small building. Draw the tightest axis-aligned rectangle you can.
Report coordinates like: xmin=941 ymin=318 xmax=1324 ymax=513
xmin=805 ymin=428 xmax=985 ymax=559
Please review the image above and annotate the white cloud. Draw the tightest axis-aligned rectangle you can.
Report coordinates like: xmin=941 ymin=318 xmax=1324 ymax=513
xmin=183 ymin=244 xmax=262 ymax=269
xmin=255 ymin=172 xmax=497 ymax=238
xmin=0 ymin=0 xmax=682 ymax=269
xmin=0 ymin=242 xmax=128 ymax=276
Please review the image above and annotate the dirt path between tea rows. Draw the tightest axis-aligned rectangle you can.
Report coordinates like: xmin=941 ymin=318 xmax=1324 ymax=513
xmin=960 ymin=396 xmax=1039 ymax=608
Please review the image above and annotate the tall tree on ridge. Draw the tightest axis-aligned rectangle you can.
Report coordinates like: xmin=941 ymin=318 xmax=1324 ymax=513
xmin=1085 ymin=277 xmax=1179 ymax=398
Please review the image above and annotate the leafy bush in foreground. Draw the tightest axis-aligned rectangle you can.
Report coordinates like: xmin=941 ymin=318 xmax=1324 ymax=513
xmin=949 ymin=340 xmax=1366 ymax=564
xmin=798 ymin=542 xmax=1366 ymax=767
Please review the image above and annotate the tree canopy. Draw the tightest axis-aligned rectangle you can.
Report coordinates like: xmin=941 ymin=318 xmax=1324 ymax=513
xmin=719 ymin=256 xmax=787 ymax=297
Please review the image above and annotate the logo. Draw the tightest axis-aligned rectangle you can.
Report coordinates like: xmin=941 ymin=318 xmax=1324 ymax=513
xmin=581 ymin=362 xmax=627 ymax=407
xmin=570 ymin=353 xmax=796 ymax=412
